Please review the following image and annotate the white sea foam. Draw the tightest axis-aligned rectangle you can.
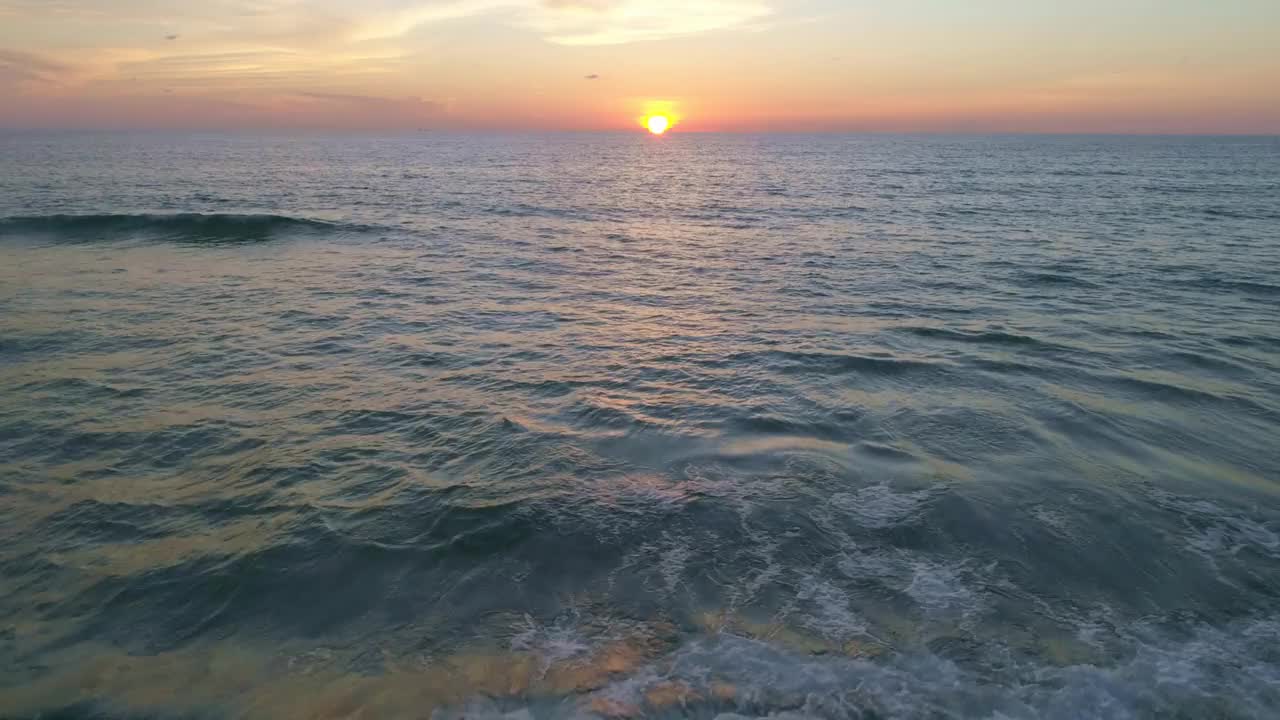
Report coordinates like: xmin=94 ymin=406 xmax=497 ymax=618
xmin=1151 ymin=488 xmax=1280 ymax=562
xmin=905 ymin=559 xmax=983 ymax=619
xmin=635 ymin=617 xmax=1280 ymax=719
xmin=793 ymin=576 xmax=868 ymax=640
xmin=510 ymin=614 xmax=590 ymax=668
xmin=658 ymin=534 xmax=692 ymax=598
xmin=830 ymin=483 xmax=931 ymax=529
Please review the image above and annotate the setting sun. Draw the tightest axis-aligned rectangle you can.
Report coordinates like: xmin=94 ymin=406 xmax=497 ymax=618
xmin=646 ymin=116 xmax=671 ymax=135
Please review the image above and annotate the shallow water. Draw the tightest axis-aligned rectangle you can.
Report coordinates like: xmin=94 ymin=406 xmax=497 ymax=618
xmin=1 ymin=132 xmax=1279 ymax=719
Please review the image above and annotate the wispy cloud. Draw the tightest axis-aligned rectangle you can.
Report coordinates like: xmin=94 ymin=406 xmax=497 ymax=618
xmin=1 ymin=0 xmax=774 ymax=47
xmin=0 ymin=48 xmax=74 ymax=89
xmin=313 ymin=0 xmax=772 ymax=45
xmin=6 ymin=89 xmax=449 ymax=129
xmin=0 ymin=0 xmax=776 ymax=112
xmin=542 ymin=0 xmax=615 ymax=9
xmin=528 ymin=0 xmax=772 ymax=45
xmin=295 ymin=90 xmax=443 ymax=113
xmin=344 ymin=0 xmax=512 ymax=42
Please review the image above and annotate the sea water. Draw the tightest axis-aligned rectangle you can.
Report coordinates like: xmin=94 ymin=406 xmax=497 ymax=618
xmin=1 ymin=132 xmax=1279 ymax=718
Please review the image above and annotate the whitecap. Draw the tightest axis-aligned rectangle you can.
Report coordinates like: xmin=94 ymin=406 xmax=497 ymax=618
xmin=829 ymin=483 xmax=931 ymax=529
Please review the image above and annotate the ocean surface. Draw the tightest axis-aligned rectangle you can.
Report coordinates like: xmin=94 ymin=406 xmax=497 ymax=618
xmin=1 ymin=132 xmax=1279 ymax=719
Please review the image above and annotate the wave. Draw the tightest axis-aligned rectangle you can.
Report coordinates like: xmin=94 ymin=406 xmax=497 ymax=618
xmin=0 ymin=213 xmax=358 ymax=243
xmin=1188 ymin=277 xmax=1280 ymax=297
xmin=743 ymin=349 xmax=940 ymax=378
xmin=17 ymin=612 xmax=1280 ymax=720
xmin=1204 ymin=207 xmax=1280 ymax=221
xmin=1017 ymin=271 xmax=1101 ymax=289
xmin=899 ymin=326 xmax=1061 ymax=351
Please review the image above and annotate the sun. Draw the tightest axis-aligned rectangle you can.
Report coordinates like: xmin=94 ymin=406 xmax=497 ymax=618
xmin=637 ymin=100 xmax=680 ymax=134
xmin=646 ymin=115 xmax=671 ymax=135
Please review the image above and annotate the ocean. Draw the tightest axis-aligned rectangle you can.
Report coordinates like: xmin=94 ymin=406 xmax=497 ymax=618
xmin=1 ymin=131 xmax=1279 ymax=719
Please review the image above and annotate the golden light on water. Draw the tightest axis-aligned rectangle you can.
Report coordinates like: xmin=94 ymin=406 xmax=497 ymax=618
xmin=646 ymin=116 xmax=671 ymax=135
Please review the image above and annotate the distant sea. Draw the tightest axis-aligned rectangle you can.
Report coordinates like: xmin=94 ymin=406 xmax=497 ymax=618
xmin=2 ymin=132 xmax=1279 ymax=719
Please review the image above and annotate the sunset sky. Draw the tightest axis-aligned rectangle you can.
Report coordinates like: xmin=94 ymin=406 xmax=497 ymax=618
xmin=2 ymin=0 xmax=1278 ymax=133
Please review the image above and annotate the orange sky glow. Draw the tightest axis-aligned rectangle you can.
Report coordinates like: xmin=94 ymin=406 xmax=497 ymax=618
xmin=2 ymin=1 xmax=1278 ymax=133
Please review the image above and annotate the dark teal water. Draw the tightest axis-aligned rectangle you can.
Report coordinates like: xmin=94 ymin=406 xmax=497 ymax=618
xmin=1 ymin=132 xmax=1279 ymax=719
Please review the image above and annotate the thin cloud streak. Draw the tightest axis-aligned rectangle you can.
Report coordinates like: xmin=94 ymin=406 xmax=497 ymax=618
xmin=529 ymin=0 xmax=772 ymax=45
xmin=0 ymin=48 xmax=74 ymax=90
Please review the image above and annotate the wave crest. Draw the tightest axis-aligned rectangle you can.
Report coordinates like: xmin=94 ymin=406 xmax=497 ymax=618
xmin=0 ymin=212 xmax=354 ymax=243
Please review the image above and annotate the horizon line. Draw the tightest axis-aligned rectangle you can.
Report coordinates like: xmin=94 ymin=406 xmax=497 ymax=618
xmin=3 ymin=127 xmax=1278 ymax=138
